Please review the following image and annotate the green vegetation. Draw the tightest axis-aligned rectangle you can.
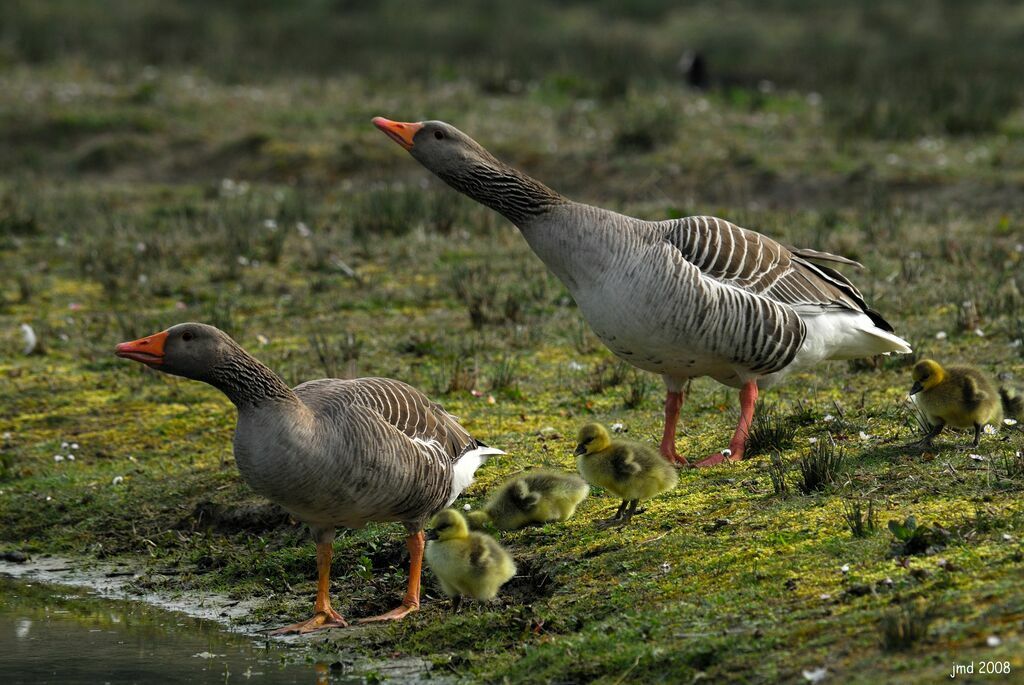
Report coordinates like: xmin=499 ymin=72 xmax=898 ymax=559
xmin=2 ymin=1 xmax=1024 ymax=682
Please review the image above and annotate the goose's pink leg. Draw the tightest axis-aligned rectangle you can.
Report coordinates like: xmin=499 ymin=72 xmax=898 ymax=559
xmin=659 ymin=389 xmax=689 ymax=466
xmin=696 ymin=380 xmax=758 ymax=468
xmin=357 ymin=531 xmax=424 ymax=623
xmin=272 ymin=540 xmax=348 ymax=634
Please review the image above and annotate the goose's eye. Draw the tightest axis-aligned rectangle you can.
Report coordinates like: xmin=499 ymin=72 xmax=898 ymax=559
xmin=182 ymin=331 xmax=194 ymax=342
xmin=434 ymin=130 xmax=444 ymax=140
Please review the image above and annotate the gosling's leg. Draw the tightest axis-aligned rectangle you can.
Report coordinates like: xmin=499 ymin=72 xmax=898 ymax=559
xmin=357 ymin=531 xmax=424 ymax=623
xmin=972 ymin=423 xmax=982 ymax=448
xmin=597 ymin=500 xmax=630 ymax=529
xmin=697 ymin=380 xmax=758 ymax=467
xmin=620 ymin=499 xmax=641 ymax=524
xmin=271 ymin=538 xmax=348 ymax=634
xmin=913 ymin=420 xmax=944 ymax=448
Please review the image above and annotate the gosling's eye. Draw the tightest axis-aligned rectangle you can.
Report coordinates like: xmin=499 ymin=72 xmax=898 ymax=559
xmin=182 ymin=331 xmax=195 ymax=342
xmin=434 ymin=130 xmax=444 ymax=140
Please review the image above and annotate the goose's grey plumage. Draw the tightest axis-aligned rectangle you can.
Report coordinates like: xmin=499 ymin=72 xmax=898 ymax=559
xmin=116 ymin=322 xmax=500 ymax=632
xmin=373 ymin=117 xmax=911 ymax=467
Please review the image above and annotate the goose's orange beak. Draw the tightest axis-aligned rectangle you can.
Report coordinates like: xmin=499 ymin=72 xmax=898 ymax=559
xmin=372 ymin=117 xmax=422 ymax=151
xmin=115 ymin=330 xmax=168 ymax=367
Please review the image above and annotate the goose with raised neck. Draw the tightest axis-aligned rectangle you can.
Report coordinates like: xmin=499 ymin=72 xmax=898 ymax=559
xmin=116 ymin=322 xmax=502 ymax=633
xmin=374 ymin=117 xmax=911 ymax=467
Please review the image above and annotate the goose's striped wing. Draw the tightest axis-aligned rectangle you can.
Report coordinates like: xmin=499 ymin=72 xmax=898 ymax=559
xmin=660 ymin=215 xmax=894 ymax=331
xmin=296 ymin=377 xmax=476 ymax=463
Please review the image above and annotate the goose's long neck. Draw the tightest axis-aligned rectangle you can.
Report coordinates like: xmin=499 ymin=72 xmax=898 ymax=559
xmin=209 ymin=346 xmax=298 ymax=410
xmin=436 ymin=153 xmax=566 ymax=226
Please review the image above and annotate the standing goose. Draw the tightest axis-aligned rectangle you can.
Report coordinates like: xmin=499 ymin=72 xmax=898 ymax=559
xmin=373 ymin=117 xmax=911 ymax=467
xmin=115 ymin=322 xmax=501 ymax=633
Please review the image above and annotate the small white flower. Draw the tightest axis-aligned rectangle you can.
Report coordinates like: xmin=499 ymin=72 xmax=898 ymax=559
xmin=1002 ymin=533 xmax=1013 ymax=541
xmin=722 ymin=448 xmax=732 ymax=458
xmin=819 ymin=593 xmax=831 ymax=601
xmin=128 ymin=455 xmax=138 ymax=462
xmin=1004 ymin=418 xmax=1018 ymax=426
xmin=61 ymin=442 xmax=69 ymax=449
xmin=2 ymin=432 xmax=10 ymax=440
xmin=823 ymin=414 xmax=835 ymax=422
xmin=256 ymin=334 xmax=269 ymax=346
xmin=112 ymin=476 xmax=124 ymax=486
xmin=859 ymin=431 xmax=870 ymax=441
xmin=568 ymin=361 xmax=585 ymax=371
xmin=983 ymin=424 xmax=997 ymax=435
xmin=135 ymin=241 xmax=147 ymax=253
xmin=70 ymin=443 xmax=79 ymax=450
xmin=237 ymin=255 xmax=249 ymax=266
xmin=986 ymin=635 xmax=1001 ymax=647
xmin=840 ymin=564 xmax=850 ymax=573
xmin=53 ymin=455 xmax=64 ymax=462
xmin=610 ymin=422 xmax=625 ymax=433
xmin=263 ymin=219 xmax=277 ymax=230
xmin=45 ymin=495 xmax=52 ymax=502
xmin=935 ymin=331 xmax=948 ymax=340
xmin=1010 ymin=339 xmax=1023 ymax=348
xmin=462 ymin=503 xmax=472 ymax=511
xmin=969 ymin=454 xmax=985 ymax=461
xmin=296 ymin=222 xmax=312 ymax=238
xmin=974 ymin=328 xmax=985 ymax=337
xmin=67 ymin=455 xmax=75 ymax=461
xmin=660 ymin=562 xmax=671 ymax=573
xmin=20 ymin=324 xmax=38 ymax=355
xmin=808 ymin=437 xmax=818 ymax=444
xmin=802 ymin=667 xmax=828 ymax=683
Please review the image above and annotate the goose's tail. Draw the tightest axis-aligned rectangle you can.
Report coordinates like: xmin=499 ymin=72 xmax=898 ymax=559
xmin=448 ymin=441 xmax=505 ymax=505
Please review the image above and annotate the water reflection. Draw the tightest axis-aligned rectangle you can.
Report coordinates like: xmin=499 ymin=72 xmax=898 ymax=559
xmin=0 ymin=577 xmax=357 ymax=684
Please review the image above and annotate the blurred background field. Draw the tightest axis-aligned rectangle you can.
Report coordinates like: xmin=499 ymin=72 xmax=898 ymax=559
xmin=1 ymin=2 xmax=1023 ymax=683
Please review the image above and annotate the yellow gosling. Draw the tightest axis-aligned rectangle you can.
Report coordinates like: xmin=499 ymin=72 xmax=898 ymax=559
xmin=467 ymin=470 xmax=590 ymax=531
xmin=424 ymin=509 xmax=516 ymax=610
xmin=574 ymin=423 xmax=678 ymax=528
xmin=910 ymin=359 xmax=1023 ymax=447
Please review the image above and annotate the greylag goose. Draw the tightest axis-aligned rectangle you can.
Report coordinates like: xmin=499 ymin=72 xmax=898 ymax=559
xmin=373 ymin=117 xmax=911 ymax=467
xmin=115 ymin=322 xmax=501 ymax=633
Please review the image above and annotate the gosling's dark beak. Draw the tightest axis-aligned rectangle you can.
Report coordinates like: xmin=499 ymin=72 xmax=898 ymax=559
xmin=573 ymin=443 xmax=586 ymax=457
xmin=424 ymin=530 xmax=438 ymax=541
xmin=909 ymin=381 xmax=923 ymax=396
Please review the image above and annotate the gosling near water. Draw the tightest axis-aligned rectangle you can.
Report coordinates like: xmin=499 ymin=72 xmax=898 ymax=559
xmin=466 ymin=470 xmax=590 ymax=531
xmin=424 ymin=509 xmax=516 ymax=609
xmin=909 ymin=359 xmax=1023 ymax=447
xmin=574 ymin=423 xmax=678 ymax=528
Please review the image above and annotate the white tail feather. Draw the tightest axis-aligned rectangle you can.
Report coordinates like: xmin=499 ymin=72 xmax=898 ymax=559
xmin=446 ymin=445 xmax=504 ymax=505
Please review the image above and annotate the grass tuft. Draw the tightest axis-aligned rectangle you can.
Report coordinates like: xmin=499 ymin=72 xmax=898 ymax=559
xmin=881 ymin=599 xmax=935 ymax=652
xmin=843 ymin=498 xmax=877 ymax=538
xmin=744 ymin=404 xmax=797 ymax=457
xmin=797 ymin=436 xmax=846 ymax=494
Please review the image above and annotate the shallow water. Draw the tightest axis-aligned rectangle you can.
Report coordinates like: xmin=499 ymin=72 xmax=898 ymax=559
xmin=0 ymin=577 xmax=355 ymax=684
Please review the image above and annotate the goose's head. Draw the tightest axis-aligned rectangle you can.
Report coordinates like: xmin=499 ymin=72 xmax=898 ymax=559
xmin=910 ymin=359 xmax=946 ymax=395
xmin=425 ymin=508 xmax=470 ymax=541
xmin=574 ymin=423 xmax=612 ymax=456
xmin=116 ymin=322 xmax=237 ymax=382
xmin=372 ymin=117 xmax=495 ymax=177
